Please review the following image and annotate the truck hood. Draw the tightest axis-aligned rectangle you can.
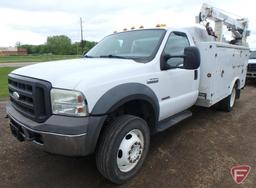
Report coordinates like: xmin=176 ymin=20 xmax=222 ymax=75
xmin=12 ymin=58 xmax=146 ymax=89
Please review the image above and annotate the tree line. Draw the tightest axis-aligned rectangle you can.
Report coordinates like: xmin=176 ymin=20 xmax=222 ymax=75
xmin=20 ymin=35 xmax=97 ymax=55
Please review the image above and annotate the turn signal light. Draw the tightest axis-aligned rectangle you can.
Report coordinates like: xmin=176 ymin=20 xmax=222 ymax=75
xmin=156 ymin=24 xmax=167 ymax=27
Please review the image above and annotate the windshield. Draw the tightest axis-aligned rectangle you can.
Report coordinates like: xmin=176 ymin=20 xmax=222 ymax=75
xmin=250 ymin=51 xmax=256 ymax=59
xmin=86 ymin=29 xmax=166 ymax=63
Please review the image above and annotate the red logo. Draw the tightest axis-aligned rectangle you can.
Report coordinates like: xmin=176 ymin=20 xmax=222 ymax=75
xmin=230 ymin=165 xmax=251 ymax=184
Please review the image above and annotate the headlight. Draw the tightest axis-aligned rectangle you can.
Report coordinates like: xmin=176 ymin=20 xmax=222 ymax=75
xmin=50 ymin=88 xmax=88 ymax=116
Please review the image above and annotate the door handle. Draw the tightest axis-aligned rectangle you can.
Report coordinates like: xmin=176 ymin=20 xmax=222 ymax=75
xmin=194 ymin=70 xmax=198 ymax=80
xmin=221 ymin=70 xmax=224 ymax=77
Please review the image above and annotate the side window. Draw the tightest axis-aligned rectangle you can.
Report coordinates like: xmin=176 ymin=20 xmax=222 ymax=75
xmin=163 ymin=32 xmax=190 ymax=67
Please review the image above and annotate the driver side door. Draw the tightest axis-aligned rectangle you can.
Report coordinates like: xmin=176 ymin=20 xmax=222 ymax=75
xmin=158 ymin=32 xmax=199 ymax=120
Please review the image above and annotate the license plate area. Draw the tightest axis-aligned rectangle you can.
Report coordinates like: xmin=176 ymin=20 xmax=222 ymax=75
xmin=9 ymin=118 xmax=43 ymax=144
xmin=10 ymin=121 xmax=26 ymax=141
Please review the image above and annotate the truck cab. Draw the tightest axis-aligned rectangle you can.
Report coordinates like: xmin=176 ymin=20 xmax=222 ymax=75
xmin=6 ymin=27 xmax=200 ymax=151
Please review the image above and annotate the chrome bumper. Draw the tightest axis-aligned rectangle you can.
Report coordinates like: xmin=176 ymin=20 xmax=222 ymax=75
xmin=6 ymin=103 xmax=106 ymax=156
xmin=9 ymin=114 xmax=87 ymax=156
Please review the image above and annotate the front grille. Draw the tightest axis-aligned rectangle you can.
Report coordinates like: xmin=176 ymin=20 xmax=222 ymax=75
xmin=248 ymin=64 xmax=256 ymax=72
xmin=8 ymin=74 xmax=52 ymax=123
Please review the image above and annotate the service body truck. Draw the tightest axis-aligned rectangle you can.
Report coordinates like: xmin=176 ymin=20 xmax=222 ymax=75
xmin=6 ymin=4 xmax=250 ymax=184
xmin=247 ymin=51 xmax=256 ymax=80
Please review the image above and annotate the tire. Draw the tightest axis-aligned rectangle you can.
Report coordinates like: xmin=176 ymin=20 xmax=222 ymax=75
xmin=219 ymin=85 xmax=238 ymax=112
xmin=96 ymin=115 xmax=150 ymax=184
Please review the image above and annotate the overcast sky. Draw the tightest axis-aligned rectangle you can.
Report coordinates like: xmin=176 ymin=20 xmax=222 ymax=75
xmin=1 ymin=0 xmax=256 ymax=48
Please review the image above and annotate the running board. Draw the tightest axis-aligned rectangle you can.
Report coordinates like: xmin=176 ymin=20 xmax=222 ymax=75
xmin=157 ymin=110 xmax=192 ymax=132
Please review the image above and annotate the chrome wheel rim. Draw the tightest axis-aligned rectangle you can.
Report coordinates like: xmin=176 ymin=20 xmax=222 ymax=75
xmin=230 ymin=87 xmax=236 ymax=107
xmin=117 ymin=129 xmax=144 ymax=172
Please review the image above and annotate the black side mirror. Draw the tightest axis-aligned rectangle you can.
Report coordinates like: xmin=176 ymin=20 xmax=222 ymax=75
xmin=183 ymin=47 xmax=200 ymax=70
xmin=160 ymin=54 xmax=182 ymax=70
xmin=160 ymin=54 xmax=171 ymax=70
xmin=160 ymin=46 xmax=200 ymax=70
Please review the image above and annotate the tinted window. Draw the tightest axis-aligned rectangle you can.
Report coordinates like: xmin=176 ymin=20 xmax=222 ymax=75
xmin=163 ymin=32 xmax=190 ymax=67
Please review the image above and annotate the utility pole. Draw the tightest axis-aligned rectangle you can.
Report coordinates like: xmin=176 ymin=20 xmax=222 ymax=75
xmin=80 ymin=17 xmax=84 ymax=53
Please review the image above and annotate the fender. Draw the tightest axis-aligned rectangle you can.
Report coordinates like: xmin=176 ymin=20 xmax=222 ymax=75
xmin=229 ymin=77 xmax=240 ymax=93
xmin=229 ymin=77 xmax=241 ymax=99
xmin=91 ymin=83 xmax=159 ymax=120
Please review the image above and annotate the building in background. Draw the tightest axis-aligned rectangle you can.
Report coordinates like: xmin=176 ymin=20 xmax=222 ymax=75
xmin=0 ymin=47 xmax=27 ymax=56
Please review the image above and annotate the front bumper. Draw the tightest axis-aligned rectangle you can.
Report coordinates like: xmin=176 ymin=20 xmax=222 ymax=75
xmin=247 ymin=72 xmax=256 ymax=78
xmin=6 ymin=103 xmax=107 ymax=156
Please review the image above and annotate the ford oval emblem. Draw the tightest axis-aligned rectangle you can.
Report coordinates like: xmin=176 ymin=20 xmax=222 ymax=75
xmin=13 ymin=91 xmax=20 ymax=100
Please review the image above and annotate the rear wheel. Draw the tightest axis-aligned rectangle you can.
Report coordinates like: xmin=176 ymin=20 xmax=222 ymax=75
xmin=219 ymin=85 xmax=238 ymax=112
xmin=96 ymin=115 xmax=150 ymax=184
xmin=230 ymin=87 xmax=236 ymax=108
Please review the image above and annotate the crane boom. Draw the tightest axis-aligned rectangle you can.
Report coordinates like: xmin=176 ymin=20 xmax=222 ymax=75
xmin=197 ymin=3 xmax=249 ymax=45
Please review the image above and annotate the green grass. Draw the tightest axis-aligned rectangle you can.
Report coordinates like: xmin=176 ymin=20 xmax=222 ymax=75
xmin=0 ymin=54 xmax=81 ymax=63
xmin=0 ymin=67 xmax=17 ymax=100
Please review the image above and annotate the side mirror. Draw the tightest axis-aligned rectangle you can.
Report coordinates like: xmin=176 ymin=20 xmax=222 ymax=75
xmin=160 ymin=46 xmax=200 ymax=70
xmin=160 ymin=54 xmax=183 ymax=70
xmin=183 ymin=47 xmax=200 ymax=70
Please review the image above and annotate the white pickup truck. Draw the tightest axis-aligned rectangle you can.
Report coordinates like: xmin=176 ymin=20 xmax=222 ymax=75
xmin=6 ymin=5 xmax=250 ymax=184
xmin=247 ymin=51 xmax=256 ymax=79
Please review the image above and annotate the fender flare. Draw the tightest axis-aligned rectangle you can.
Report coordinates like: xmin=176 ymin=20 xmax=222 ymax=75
xmin=91 ymin=83 xmax=159 ymax=121
xmin=229 ymin=77 xmax=241 ymax=94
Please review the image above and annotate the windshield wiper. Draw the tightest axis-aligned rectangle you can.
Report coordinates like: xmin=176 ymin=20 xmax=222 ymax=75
xmin=84 ymin=55 xmax=96 ymax=58
xmin=99 ymin=54 xmax=130 ymax=59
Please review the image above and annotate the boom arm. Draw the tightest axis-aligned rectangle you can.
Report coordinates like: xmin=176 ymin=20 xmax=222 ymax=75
xmin=198 ymin=3 xmax=249 ymax=45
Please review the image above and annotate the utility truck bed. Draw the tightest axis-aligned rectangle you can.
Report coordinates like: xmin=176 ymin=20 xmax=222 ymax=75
xmin=196 ymin=42 xmax=249 ymax=107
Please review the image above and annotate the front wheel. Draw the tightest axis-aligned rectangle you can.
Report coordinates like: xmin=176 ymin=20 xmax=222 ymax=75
xmin=96 ymin=115 xmax=150 ymax=184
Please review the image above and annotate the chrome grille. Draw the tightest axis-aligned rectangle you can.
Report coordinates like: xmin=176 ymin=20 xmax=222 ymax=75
xmin=8 ymin=74 xmax=52 ymax=123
